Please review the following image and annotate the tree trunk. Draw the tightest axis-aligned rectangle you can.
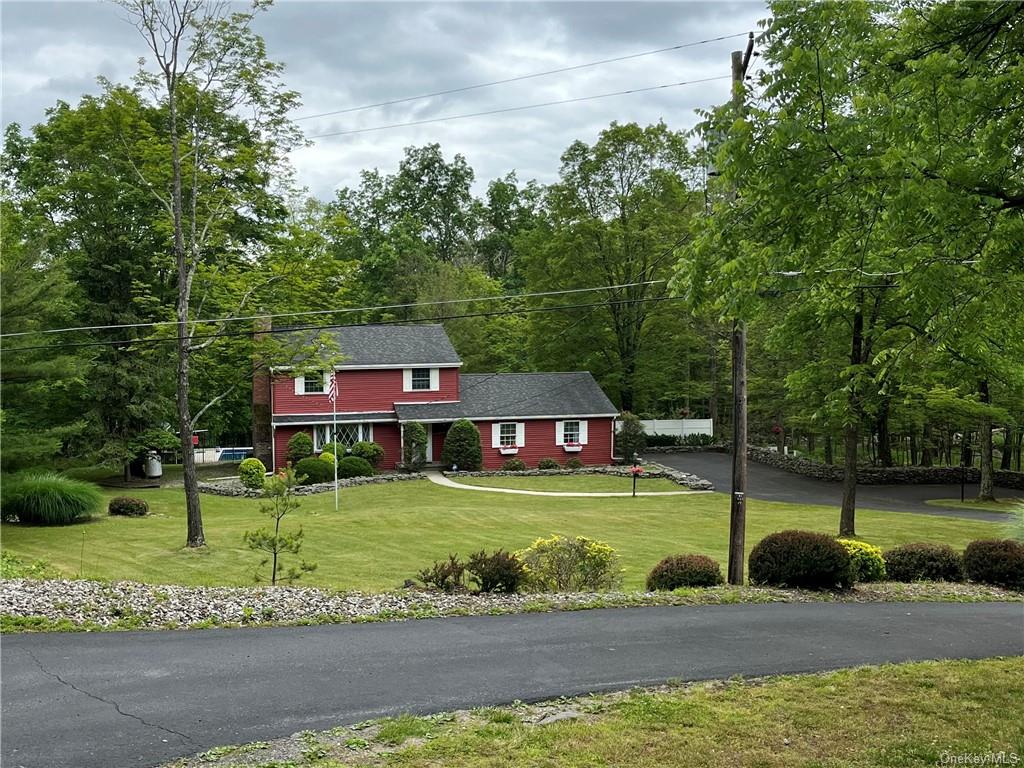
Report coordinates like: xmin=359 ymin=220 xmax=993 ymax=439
xmin=824 ymin=433 xmax=834 ymax=465
xmin=839 ymin=305 xmax=864 ymax=537
xmin=921 ymin=423 xmax=933 ymax=467
xmin=876 ymin=401 xmax=893 ymax=467
xmin=1000 ymin=426 xmax=1013 ymax=471
xmin=978 ymin=380 xmax=995 ymax=502
xmin=909 ymin=432 xmax=918 ymax=466
xmin=776 ymin=420 xmax=785 ymax=454
xmin=807 ymin=433 xmax=815 ymax=454
xmin=709 ymin=337 xmax=719 ymax=438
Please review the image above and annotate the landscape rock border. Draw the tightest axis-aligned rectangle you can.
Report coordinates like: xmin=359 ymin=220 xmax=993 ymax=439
xmin=444 ymin=462 xmax=714 ymax=491
xmin=199 ymin=472 xmax=427 ymax=498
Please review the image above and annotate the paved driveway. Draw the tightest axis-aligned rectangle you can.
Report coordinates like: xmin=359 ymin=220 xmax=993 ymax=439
xmin=650 ymin=451 xmax=1016 ymax=521
xmin=3 ymin=602 xmax=1022 ymax=768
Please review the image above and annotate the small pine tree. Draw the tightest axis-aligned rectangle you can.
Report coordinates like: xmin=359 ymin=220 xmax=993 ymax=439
xmin=242 ymin=466 xmax=317 ymax=585
xmin=441 ymin=419 xmax=483 ymax=471
xmin=615 ymin=412 xmax=646 ymax=462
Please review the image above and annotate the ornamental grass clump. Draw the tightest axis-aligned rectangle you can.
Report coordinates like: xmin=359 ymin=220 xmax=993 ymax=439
xmin=1 ymin=472 xmax=102 ymax=525
xmin=748 ymin=530 xmax=852 ymax=589
xmin=963 ymin=539 xmax=1024 ymax=591
xmin=646 ymin=554 xmax=724 ymax=590
xmin=882 ymin=543 xmax=964 ymax=583
xmin=837 ymin=539 xmax=887 ymax=583
xmin=516 ymin=534 xmax=623 ymax=592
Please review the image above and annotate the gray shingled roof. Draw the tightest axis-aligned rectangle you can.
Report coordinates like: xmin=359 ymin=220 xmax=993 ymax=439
xmin=277 ymin=324 xmax=461 ymax=367
xmin=272 ymin=411 xmax=395 ymax=425
xmin=394 ymin=372 xmax=618 ymax=422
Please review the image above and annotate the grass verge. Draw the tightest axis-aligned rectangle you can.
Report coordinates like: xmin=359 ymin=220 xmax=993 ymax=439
xmin=452 ymin=475 xmax=687 ymax=493
xmin=925 ymin=497 xmax=1023 ymax=513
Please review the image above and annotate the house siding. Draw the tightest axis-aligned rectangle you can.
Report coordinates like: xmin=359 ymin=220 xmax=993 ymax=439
xmin=272 ymin=422 xmax=403 ymax=470
xmin=472 ymin=418 xmax=615 ymax=469
xmin=272 ymin=368 xmax=459 ymax=415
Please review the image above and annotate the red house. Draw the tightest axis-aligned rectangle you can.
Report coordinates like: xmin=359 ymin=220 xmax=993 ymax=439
xmin=253 ymin=324 xmax=619 ymax=470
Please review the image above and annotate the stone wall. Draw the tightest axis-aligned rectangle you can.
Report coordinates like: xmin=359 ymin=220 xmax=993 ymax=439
xmin=199 ymin=472 xmax=427 ymax=498
xmin=444 ymin=462 xmax=714 ymax=491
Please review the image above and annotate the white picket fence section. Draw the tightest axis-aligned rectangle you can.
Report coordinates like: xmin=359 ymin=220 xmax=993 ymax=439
xmin=639 ymin=419 xmax=714 ymax=437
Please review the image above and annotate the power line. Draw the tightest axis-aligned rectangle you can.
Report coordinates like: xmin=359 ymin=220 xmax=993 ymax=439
xmin=307 ymin=76 xmax=731 ymax=139
xmin=294 ymin=32 xmax=749 ymax=121
xmin=0 ymin=281 xmax=663 ymax=340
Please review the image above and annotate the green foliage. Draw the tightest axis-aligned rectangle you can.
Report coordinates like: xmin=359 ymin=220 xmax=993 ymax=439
xmin=500 ymin=458 xmax=528 ymax=472
xmin=243 ymin=466 xmax=317 ymax=586
xmin=883 ymin=544 xmax=964 ymax=583
xmin=1 ymin=472 xmax=102 ymax=526
xmin=350 ymin=441 xmax=385 ymax=468
xmin=417 ymin=554 xmax=466 ymax=593
xmin=1006 ymin=504 xmax=1024 ymax=544
xmin=748 ymin=531 xmax=853 ymax=590
xmin=682 ymin=433 xmax=715 ymax=447
xmin=516 ymin=534 xmax=623 ymax=592
xmin=837 ymin=539 xmax=887 ymax=583
xmin=337 ymin=456 xmax=374 ymax=478
xmin=287 ymin=433 xmax=314 ymax=463
xmin=293 ymin=457 xmax=333 ymax=485
xmin=441 ymin=419 xmax=482 ymax=471
xmin=319 ymin=451 xmax=336 ymax=466
xmin=319 ymin=442 xmax=345 ymax=459
xmin=962 ymin=540 xmax=1024 ymax=591
xmin=402 ymin=422 xmax=428 ymax=471
xmin=615 ymin=413 xmax=646 ymax=461
xmin=108 ymin=497 xmax=149 ymax=517
xmin=646 ymin=554 xmax=724 ymax=590
xmin=238 ymin=458 xmax=267 ymax=491
xmin=467 ymin=549 xmax=526 ymax=594
xmin=537 ymin=457 xmax=561 ymax=470
xmin=0 ymin=551 xmax=58 ymax=579
xmin=564 ymin=457 xmax=584 ymax=470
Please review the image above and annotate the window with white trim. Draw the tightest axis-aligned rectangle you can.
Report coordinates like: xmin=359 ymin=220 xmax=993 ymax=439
xmin=562 ymin=420 xmax=581 ymax=445
xmin=410 ymin=368 xmax=432 ymax=391
xmin=314 ymin=423 xmax=372 ymax=450
xmin=499 ymin=422 xmax=518 ymax=448
xmin=303 ymin=374 xmax=324 ymax=394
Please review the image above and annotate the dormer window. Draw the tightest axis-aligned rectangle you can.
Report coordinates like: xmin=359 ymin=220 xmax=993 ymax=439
xmin=410 ymin=368 xmax=432 ymax=391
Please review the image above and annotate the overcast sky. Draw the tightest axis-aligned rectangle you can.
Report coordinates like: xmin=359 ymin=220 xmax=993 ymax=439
xmin=1 ymin=1 xmax=768 ymax=199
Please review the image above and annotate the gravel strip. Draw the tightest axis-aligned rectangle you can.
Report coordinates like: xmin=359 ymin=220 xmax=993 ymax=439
xmin=2 ymin=578 xmax=1018 ymax=632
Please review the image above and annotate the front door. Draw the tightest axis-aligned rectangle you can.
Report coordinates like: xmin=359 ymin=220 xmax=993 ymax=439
xmin=425 ymin=423 xmax=433 ymax=463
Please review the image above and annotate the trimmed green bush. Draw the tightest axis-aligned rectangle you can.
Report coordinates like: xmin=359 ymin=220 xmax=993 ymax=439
xmin=467 ymin=549 xmax=526 ymax=594
xmin=319 ymin=451 xmax=336 ymax=466
xmin=351 ymin=441 xmax=385 ymax=468
xmin=564 ymin=457 xmax=584 ymax=470
xmin=320 ymin=442 xmax=345 ymax=459
xmin=293 ymin=456 xmax=334 ymax=485
xmin=286 ymin=432 xmax=314 ymax=463
xmin=337 ymin=455 xmax=374 ymax=478
xmin=108 ymin=496 xmax=149 ymax=517
xmin=537 ymin=457 xmax=561 ymax=470
xmin=749 ymin=530 xmax=853 ymax=589
xmin=238 ymin=458 xmax=267 ymax=490
xmin=645 ymin=433 xmax=681 ymax=447
xmin=963 ymin=539 xmax=1024 ymax=590
xmin=646 ymin=554 xmax=724 ymax=590
xmin=2 ymin=472 xmax=102 ymax=525
xmin=402 ymin=422 xmax=428 ymax=471
xmin=615 ymin=411 xmax=646 ymax=462
xmin=516 ymin=534 xmax=622 ymax=592
xmin=441 ymin=419 xmax=482 ymax=471
xmin=838 ymin=538 xmax=887 ymax=583
xmin=500 ymin=457 xmax=527 ymax=471
xmin=883 ymin=543 xmax=964 ymax=582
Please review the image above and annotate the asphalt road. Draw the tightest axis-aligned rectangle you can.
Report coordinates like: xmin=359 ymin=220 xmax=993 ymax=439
xmin=652 ymin=451 xmax=1015 ymax=521
xmin=3 ymin=602 xmax=1022 ymax=768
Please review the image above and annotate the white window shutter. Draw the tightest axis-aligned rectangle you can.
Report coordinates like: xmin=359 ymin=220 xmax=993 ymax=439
xmin=323 ymin=371 xmax=332 ymax=391
xmin=430 ymin=368 xmax=440 ymax=391
xmin=516 ymin=422 xmax=525 ymax=447
xmin=554 ymin=421 xmax=565 ymax=446
xmin=294 ymin=376 xmax=304 ymax=395
xmin=402 ymin=369 xmax=413 ymax=392
xmin=579 ymin=420 xmax=589 ymax=445
xmin=491 ymin=423 xmax=501 ymax=448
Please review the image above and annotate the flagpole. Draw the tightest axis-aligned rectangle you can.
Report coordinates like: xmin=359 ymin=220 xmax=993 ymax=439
xmin=332 ymin=372 xmax=339 ymax=513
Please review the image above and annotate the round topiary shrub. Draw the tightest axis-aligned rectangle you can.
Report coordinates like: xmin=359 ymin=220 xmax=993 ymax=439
xmin=337 ymin=455 xmax=374 ymax=478
xmin=564 ymin=457 xmax=584 ymax=470
xmin=238 ymin=458 xmax=267 ymax=490
xmin=837 ymin=538 xmax=887 ymax=583
xmin=441 ymin=419 xmax=482 ymax=471
xmin=537 ymin=457 xmax=561 ymax=470
xmin=748 ymin=530 xmax=853 ymax=589
xmin=350 ymin=441 xmax=385 ymax=468
xmin=108 ymin=496 xmax=149 ymax=517
xmin=501 ymin=457 xmax=527 ymax=471
xmin=286 ymin=432 xmax=314 ymax=463
xmin=319 ymin=451 xmax=336 ymax=466
xmin=294 ymin=456 xmax=334 ymax=485
xmin=646 ymin=554 xmax=724 ymax=590
xmin=1 ymin=472 xmax=102 ymax=525
xmin=963 ymin=539 xmax=1024 ymax=590
xmin=882 ymin=543 xmax=964 ymax=582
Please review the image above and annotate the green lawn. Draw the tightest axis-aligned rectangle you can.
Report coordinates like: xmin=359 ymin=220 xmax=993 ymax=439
xmin=926 ymin=497 xmax=1023 ymax=513
xmin=454 ymin=475 xmax=686 ymax=492
xmin=1 ymin=479 xmax=1004 ymax=591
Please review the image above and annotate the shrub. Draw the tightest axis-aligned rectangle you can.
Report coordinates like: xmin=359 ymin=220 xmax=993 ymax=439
xmin=286 ymin=432 xmax=314 ymax=463
xmin=645 ymin=433 xmax=681 ymax=447
xmin=682 ymin=433 xmax=715 ymax=447
xmin=337 ymin=455 xmax=374 ymax=478
xmin=350 ymin=441 xmax=385 ymax=468
xmin=243 ymin=465 xmax=317 ymax=585
xmin=1 ymin=472 xmax=102 ymax=525
xmin=615 ymin=412 xmax=646 ymax=462
xmin=883 ymin=543 xmax=964 ymax=582
xmin=516 ymin=534 xmax=623 ymax=592
xmin=500 ymin=457 xmax=527 ymax=472
xmin=646 ymin=554 xmax=724 ymax=590
xmin=320 ymin=442 xmax=346 ymax=459
xmin=441 ymin=419 xmax=482 ymax=471
xmin=564 ymin=457 xmax=584 ymax=470
xmin=319 ymin=451 xmax=336 ymax=467
xmin=748 ymin=530 xmax=852 ymax=589
xmin=238 ymin=458 xmax=267 ymax=490
xmin=108 ymin=496 xmax=149 ymax=517
xmin=293 ymin=456 xmax=334 ymax=485
xmin=837 ymin=538 xmax=887 ymax=583
xmin=467 ymin=549 xmax=526 ymax=593
xmin=417 ymin=554 xmax=466 ymax=593
xmin=963 ymin=539 xmax=1024 ymax=590
xmin=537 ymin=457 xmax=561 ymax=470
xmin=402 ymin=422 xmax=428 ymax=471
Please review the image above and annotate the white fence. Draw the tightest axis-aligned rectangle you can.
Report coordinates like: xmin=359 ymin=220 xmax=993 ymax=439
xmin=639 ymin=419 xmax=714 ymax=437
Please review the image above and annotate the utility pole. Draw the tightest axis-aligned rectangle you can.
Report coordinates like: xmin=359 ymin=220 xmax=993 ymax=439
xmin=727 ymin=33 xmax=755 ymax=586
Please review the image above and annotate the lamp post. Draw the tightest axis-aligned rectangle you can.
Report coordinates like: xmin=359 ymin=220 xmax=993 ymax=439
xmin=632 ymin=452 xmax=641 ymax=497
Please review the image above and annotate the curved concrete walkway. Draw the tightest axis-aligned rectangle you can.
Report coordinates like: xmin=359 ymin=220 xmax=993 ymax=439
xmin=426 ymin=471 xmax=710 ymax=497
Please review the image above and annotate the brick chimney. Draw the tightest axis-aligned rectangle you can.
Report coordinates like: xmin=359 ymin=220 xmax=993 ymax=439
xmin=252 ymin=315 xmax=273 ymax=468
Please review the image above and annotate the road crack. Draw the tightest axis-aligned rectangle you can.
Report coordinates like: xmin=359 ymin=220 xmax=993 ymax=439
xmin=24 ymin=649 xmax=194 ymax=745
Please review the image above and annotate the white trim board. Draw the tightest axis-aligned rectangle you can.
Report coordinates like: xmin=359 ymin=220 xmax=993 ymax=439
xmin=398 ymin=413 xmax=618 ymax=424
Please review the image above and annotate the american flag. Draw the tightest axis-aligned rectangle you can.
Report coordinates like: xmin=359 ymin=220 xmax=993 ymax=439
xmin=326 ymin=372 xmax=337 ymax=405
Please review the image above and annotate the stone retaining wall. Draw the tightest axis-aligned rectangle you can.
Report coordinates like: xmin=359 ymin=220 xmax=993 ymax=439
xmin=199 ymin=472 xmax=427 ymax=498
xmin=444 ymin=463 xmax=714 ymax=491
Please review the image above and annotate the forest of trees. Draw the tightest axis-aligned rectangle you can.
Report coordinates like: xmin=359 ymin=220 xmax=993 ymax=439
xmin=2 ymin=1 xmax=1022 ymax=502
